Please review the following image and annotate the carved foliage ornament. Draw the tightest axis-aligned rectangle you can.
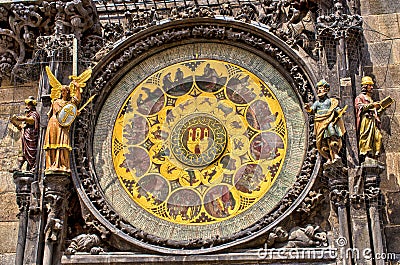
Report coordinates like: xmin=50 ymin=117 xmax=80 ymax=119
xmin=0 ymin=0 xmax=100 ymax=83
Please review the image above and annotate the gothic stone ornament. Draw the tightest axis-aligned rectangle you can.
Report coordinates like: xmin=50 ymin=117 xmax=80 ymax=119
xmin=65 ymin=234 xmax=103 ymax=255
xmin=361 ymin=157 xmax=385 ymax=203
xmin=13 ymin=171 xmax=34 ymax=214
xmin=73 ymin=20 xmax=318 ymax=253
xmin=42 ymin=171 xmax=71 ymax=262
xmin=323 ymin=160 xmax=349 ymax=207
xmin=0 ymin=0 xmax=101 ymax=84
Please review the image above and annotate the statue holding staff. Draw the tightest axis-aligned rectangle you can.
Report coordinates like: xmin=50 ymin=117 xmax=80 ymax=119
xmin=43 ymin=66 xmax=92 ymax=172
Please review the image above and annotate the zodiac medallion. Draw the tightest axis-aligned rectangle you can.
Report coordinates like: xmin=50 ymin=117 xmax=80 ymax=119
xmin=171 ymin=114 xmax=227 ymax=167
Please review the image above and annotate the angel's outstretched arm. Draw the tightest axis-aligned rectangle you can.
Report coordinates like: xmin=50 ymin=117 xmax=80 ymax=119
xmin=71 ymin=80 xmax=82 ymax=105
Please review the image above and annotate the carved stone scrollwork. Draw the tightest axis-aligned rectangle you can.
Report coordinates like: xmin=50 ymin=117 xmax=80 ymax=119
xmin=43 ymin=173 xmax=71 ymax=242
xmin=235 ymin=3 xmax=258 ymax=23
xmin=124 ymin=7 xmax=161 ymax=36
xmin=323 ymin=161 xmax=349 ymax=207
xmin=0 ymin=0 xmax=101 ymax=83
xmin=361 ymin=158 xmax=384 ymax=205
xmin=36 ymin=34 xmax=75 ymax=57
xmin=256 ymin=0 xmax=318 ymax=53
xmin=13 ymin=171 xmax=34 ymax=215
xmin=316 ymin=1 xmax=363 ymax=40
xmin=296 ymin=190 xmax=324 ymax=215
xmin=168 ymin=5 xmax=215 ymax=22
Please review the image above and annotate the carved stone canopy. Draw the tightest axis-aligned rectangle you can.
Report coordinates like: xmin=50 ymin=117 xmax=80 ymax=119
xmin=71 ymin=19 xmax=319 ymax=254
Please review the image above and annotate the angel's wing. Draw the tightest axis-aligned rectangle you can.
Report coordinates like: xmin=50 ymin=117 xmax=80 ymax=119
xmin=46 ymin=66 xmax=63 ymax=101
xmin=69 ymin=68 xmax=92 ymax=97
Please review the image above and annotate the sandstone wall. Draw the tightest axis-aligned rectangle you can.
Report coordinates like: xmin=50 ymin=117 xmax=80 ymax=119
xmin=360 ymin=0 xmax=400 ymax=255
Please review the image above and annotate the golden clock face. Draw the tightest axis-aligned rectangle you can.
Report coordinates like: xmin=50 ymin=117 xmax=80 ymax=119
xmin=112 ymin=59 xmax=287 ymax=225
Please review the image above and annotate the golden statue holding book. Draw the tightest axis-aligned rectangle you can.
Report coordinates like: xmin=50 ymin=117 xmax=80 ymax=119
xmin=355 ymin=76 xmax=394 ymax=158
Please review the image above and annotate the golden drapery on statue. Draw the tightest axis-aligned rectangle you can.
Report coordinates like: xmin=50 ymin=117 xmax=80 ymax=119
xmin=313 ymin=98 xmax=346 ymax=162
xmin=43 ymin=66 xmax=92 ymax=172
xmin=305 ymin=80 xmax=346 ymax=164
xmin=355 ymin=76 xmax=393 ymax=158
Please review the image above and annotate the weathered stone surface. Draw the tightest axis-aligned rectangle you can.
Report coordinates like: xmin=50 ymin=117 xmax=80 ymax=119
xmin=0 ymin=192 xmax=18 ymax=222
xmin=363 ymin=15 xmax=382 ymax=43
xmin=376 ymin=14 xmax=400 ymax=39
xmin=0 ymin=253 xmax=16 ymax=265
xmin=385 ymin=225 xmax=400 ymax=253
xmin=61 ymin=251 xmax=337 ymax=265
xmin=365 ymin=41 xmax=395 ymax=67
xmin=385 ymin=192 xmax=400 ymax=224
xmin=385 ymin=153 xmax=400 ymax=189
xmin=0 ymin=222 xmax=18 ymax=253
xmin=392 ymin=39 xmax=400 ymax=65
xmin=0 ymin=171 xmax=16 ymax=194
xmin=361 ymin=1 xmax=400 ymax=16
xmin=370 ymin=65 xmax=400 ymax=89
xmin=380 ymin=114 xmax=400 ymax=153
xmin=0 ymin=86 xmax=37 ymax=104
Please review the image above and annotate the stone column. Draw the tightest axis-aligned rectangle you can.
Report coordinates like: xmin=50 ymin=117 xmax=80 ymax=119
xmin=323 ymin=162 xmax=351 ymax=265
xmin=362 ymin=158 xmax=385 ymax=265
xmin=42 ymin=172 xmax=71 ymax=265
xmin=13 ymin=171 xmax=33 ymax=265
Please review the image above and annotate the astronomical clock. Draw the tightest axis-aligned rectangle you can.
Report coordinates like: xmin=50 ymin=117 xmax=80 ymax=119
xmin=72 ymin=21 xmax=319 ymax=254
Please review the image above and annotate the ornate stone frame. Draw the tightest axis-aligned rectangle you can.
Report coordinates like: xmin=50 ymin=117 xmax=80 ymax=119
xmin=71 ymin=18 xmax=319 ymax=254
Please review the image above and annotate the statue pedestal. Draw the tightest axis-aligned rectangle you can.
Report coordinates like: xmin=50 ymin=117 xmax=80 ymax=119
xmin=43 ymin=171 xmax=71 ymax=265
xmin=361 ymin=157 xmax=385 ymax=265
xmin=323 ymin=160 xmax=351 ymax=265
xmin=13 ymin=171 xmax=34 ymax=265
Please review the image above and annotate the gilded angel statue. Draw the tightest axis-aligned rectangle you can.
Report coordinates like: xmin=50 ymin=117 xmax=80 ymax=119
xmin=43 ymin=66 xmax=93 ymax=172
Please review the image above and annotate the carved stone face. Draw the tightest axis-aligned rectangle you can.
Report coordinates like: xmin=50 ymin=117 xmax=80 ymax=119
xmin=275 ymin=226 xmax=289 ymax=241
xmin=314 ymin=232 xmax=327 ymax=246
